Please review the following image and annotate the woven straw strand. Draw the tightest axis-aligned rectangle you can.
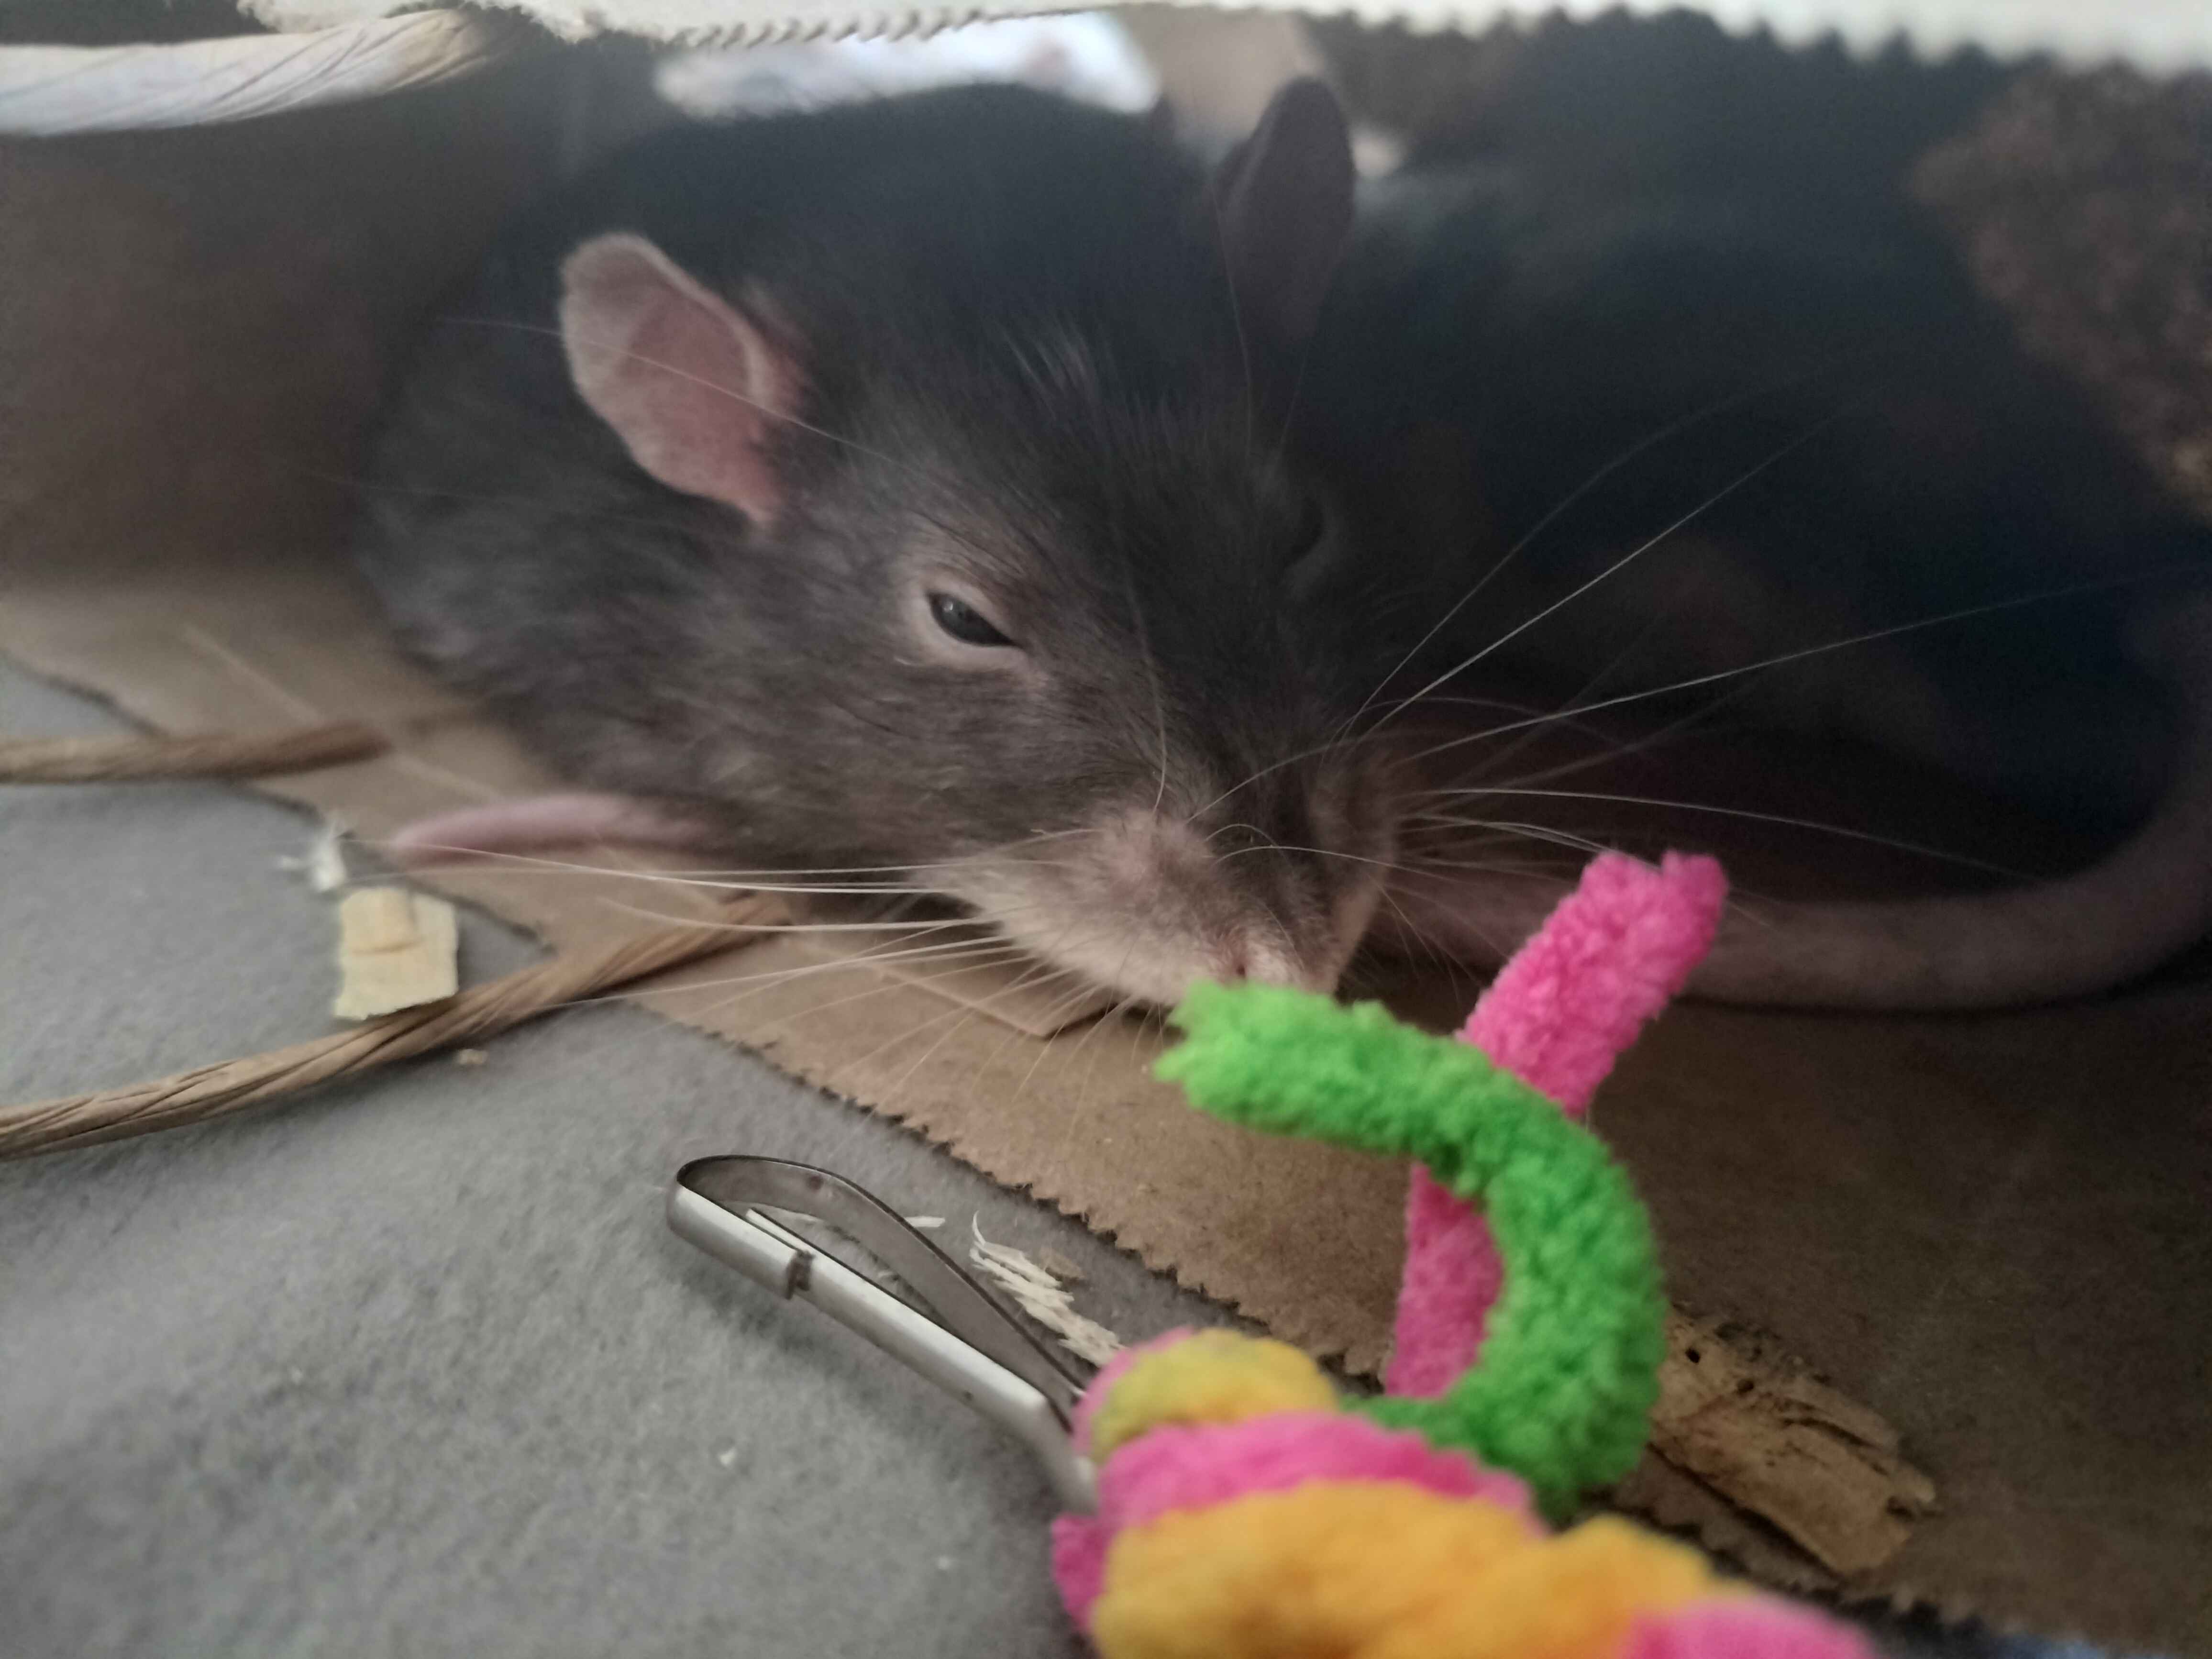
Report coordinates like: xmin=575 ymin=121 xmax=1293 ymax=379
xmin=0 ymin=722 xmax=389 ymax=782
xmin=0 ymin=897 xmax=784 ymax=1161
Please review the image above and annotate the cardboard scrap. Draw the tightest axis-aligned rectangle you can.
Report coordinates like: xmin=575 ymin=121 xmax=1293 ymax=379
xmin=332 ymin=887 xmax=460 ymax=1019
xmin=3 ymin=49 xmax=2209 ymax=1654
xmin=1643 ymin=1313 xmax=1936 ymax=1579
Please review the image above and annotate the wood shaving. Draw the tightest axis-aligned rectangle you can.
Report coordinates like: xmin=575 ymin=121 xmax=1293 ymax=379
xmin=332 ymin=887 xmax=459 ymax=1019
xmin=968 ymin=1220 xmax=1123 ymax=1367
xmin=304 ymin=818 xmax=351 ymax=892
xmin=279 ymin=816 xmax=353 ymax=892
xmin=1641 ymin=1313 xmax=1937 ymax=1579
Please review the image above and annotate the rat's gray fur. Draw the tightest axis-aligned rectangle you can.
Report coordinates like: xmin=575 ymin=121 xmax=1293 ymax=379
xmin=356 ymin=87 xmax=1394 ymax=1004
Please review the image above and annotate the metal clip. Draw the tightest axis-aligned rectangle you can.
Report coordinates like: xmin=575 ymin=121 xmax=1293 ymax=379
xmin=668 ymin=1156 xmax=1098 ymax=1512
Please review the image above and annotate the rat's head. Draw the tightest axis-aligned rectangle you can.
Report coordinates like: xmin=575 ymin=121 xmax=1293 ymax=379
xmin=555 ymin=83 xmax=1400 ymax=1005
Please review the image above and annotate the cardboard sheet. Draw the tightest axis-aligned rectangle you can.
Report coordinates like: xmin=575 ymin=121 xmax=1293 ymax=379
xmin=2 ymin=47 xmax=2208 ymax=1656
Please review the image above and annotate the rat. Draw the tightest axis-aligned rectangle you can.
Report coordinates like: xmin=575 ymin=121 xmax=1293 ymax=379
xmin=1298 ymin=21 xmax=2212 ymax=1008
xmin=354 ymin=81 xmax=1395 ymax=1008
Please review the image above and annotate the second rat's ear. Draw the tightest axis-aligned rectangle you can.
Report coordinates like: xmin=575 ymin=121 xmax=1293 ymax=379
xmin=559 ymin=232 xmax=798 ymax=524
xmin=1208 ymin=77 xmax=1355 ymax=345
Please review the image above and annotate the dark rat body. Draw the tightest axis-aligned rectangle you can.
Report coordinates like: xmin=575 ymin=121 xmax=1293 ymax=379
xmin=1304 ymin=30 xmax=2212 ymax=1007
xmin=356 ymin=84 xmax=1392 ymax=1005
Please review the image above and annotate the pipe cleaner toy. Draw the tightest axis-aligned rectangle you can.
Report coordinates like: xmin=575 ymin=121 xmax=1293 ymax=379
xmin=1051 ymin=851 xmax=1875 ymax=1658
xmin=669 ymin=851 xmax=1879 ymax=1658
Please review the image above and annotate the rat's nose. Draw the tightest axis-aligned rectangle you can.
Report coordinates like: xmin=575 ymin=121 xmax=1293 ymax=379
xmin=1215 ymin=932 xmax=1324 ymax=992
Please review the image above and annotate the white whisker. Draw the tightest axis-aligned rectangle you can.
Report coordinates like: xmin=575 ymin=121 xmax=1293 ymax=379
xmin=1373 ymin=405 xmax=1855 ymax=733
xmin=1396 ymin=566 xmax=2193 ymax=772
xmin=1335 ymin=362 xmax=1854 ymax=740
xmin=1408 ymin=786 xmax=2028 ymax=877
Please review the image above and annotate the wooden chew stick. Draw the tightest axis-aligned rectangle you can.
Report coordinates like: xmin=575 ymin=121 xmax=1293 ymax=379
xmin=0 ymin=722 xmax=388 ymax=782
xmin=0 ymin=896 xmax=785 ymax=1162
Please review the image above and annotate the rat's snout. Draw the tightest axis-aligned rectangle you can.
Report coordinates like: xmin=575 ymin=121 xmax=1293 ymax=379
xmin=940 ymin=762 xmax=1394 ymax=1009
xmin=1208 ymin=926 xmax=1333 ymax=994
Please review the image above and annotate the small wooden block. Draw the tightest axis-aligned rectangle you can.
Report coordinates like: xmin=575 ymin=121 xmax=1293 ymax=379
xmin=332 ymin=887 xmax=459 ymax=1019
xmin=1644 ymin=1313 xmax=1937 ymax=1578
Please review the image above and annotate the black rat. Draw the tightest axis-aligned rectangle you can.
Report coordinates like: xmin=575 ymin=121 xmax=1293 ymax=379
xmin=357 ymin=74 xmax=2210 ymax=1013
xmin=1300 ymin=23 xmax=2212 ymax=1008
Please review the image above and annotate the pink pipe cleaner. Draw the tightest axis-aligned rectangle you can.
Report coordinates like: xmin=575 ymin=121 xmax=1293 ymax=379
xmin=1386 ymin=852 xmax=1727 ymax=1396
xmin=1627 ymin=1601 xmax=1881 ymax=1659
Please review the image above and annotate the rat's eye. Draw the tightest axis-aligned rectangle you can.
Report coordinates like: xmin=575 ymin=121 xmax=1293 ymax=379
xmin=929 ymin=592 xmax=1017 ymax=649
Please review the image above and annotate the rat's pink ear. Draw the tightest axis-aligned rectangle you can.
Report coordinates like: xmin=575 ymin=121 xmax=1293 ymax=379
xmin=1208 ymin=77 xmax=1355 ymax=345
xmin=558 ymin=232 xmax=798 ymax=524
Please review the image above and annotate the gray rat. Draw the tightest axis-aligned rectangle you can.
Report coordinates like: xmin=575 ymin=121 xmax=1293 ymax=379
xmin=354 ymin=81 xmax=1394 ymax=1006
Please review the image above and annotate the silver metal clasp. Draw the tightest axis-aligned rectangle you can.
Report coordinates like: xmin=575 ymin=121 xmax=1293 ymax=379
xmin=668 ymin=1155 xmax=1097 ymax=1512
